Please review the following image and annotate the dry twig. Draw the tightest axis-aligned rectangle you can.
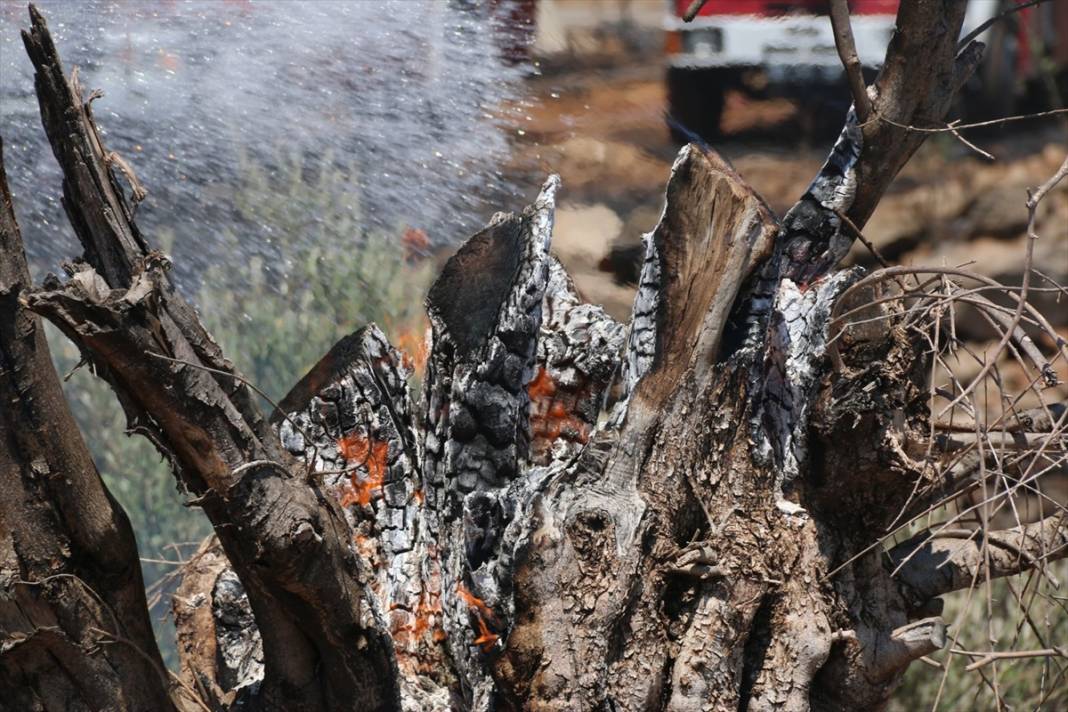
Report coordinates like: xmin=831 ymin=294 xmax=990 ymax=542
xmin=829 ymin=0 xmax=872 ymax=123
xmin=682 ymin=0 xmax=710 ymax=23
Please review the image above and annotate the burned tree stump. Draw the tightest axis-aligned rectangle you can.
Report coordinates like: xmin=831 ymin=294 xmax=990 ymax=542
xmin=2 ymin=3 xmax=1065 ymax=711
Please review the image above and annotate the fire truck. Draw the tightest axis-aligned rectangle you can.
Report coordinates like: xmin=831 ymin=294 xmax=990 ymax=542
xmin=664 ymin=0 xmax=1068 ymax=139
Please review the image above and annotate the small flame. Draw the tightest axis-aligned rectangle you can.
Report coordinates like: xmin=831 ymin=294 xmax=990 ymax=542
xmin=337 ymin=433 xmax=388 ymax=507
xmin=388 ymin=318 xmax=429 ymax=375
xmin=457 ymin=584 xmax=499 ymax=653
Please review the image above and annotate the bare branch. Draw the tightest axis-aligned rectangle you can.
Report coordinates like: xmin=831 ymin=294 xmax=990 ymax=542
xmin=829 ymin=0 xmax=872 ymax=123
xmin=889 ymin=514 xmax=1068 ymax=602
xmin=957 ymin=0 xmax=1053 ymax=51
xmin=934 ymin=404 xmax=1068 ymax=434
xmin=875 ymin=618 xmax=949 ymax=679
xmin=871 ymin=106 xmax=1068 ymax=133
xmin=937 ymin=153 xmax=1067 ymax=417
xmin=958 ymin=646 xmax=1068 ymax=672
xmin=1029 ymin=153 xmax=1068 ymax=209
xmin=946 ymin=118 xmax=996 ymax=161
xmin=932 ymin=430 xmax=1066 ymax=453
xmin=682 ymin=0 xmax=711 ymax=23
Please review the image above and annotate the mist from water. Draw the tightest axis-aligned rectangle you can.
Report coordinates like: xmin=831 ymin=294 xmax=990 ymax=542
xmin=1 ymin=1 xmax=546 ymax=664
xmin=1 ymin=0 xmax=537 ymax=293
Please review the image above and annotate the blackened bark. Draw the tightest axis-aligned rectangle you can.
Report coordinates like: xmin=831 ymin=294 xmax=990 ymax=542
xmin=0 ymin=137 xmax=175 ymax=711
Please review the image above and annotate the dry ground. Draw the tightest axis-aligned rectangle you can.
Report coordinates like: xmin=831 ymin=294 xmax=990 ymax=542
xmin=502 ymin=65 xmax=1067 ymax=327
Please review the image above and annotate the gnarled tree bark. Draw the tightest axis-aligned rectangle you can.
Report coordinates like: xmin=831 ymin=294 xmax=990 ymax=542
xmin=1 ymin=2 xmax=1064 ymax=711
xmin=1 ymin=135 xmax=175 ymax=711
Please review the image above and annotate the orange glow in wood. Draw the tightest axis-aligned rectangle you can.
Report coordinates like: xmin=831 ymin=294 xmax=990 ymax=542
xmin=456 ymin=584 xmax=493 ymax=618
xmin=337 ymin=433 xmax=388 ymax=507
xmin=528 ymin=367 xmax=591 ymax=447
xmin=390 ymin=591 xmax=444 ymax=654
xmin=391 ymin=320 xmax=429 ymax=375
xmin=527 ymin=366 xmax=556 ymax=399
xmin=472 ymin=617 xmax=499 ymax=652
xmin=456 ymin=584 xmax=499 ymax=652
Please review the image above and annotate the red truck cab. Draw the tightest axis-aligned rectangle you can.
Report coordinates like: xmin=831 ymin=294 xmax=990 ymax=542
xmin=663 ymin=1 xmax=1048 ymax=139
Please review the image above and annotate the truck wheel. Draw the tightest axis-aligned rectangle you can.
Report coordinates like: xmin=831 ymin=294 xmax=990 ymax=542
xmin=666 ymin=67 xmax=727 ymax=143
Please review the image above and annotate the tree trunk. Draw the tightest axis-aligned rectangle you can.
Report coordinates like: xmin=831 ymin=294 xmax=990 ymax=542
xmin=1 ymin=136 xmax=175 ymax=711
xmin=1 ymin=2 xmax=1065 ymax=711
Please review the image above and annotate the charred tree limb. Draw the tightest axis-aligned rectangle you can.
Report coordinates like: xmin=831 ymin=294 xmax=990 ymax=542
xmin=274 ymin=324 xmax=455 ymax=710
xmin=18 ymin=6 xmax=399 ymax=710
xmin=0 ymin=138 xmax=175 ymax=710
xmin=20 ymin=3 xmax=268 ymax=447
xmin=626 ymin=145 xmax=778 ymax=397
xmin=422 ymin=177 xmax=585 ymax=706
xmin=829 ymin=0 xmax=872 ymax=124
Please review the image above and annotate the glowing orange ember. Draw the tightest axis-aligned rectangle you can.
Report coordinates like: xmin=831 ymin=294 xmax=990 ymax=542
xmin=457 ymin=584 xmax=499 ymax=653
xmin=352 ymin=533 xmax=376 ymax=560
xmin=472 ymin=617 xmax=499 ymax=652
xmin=337 ymin=433 xmax=388 ymax=507
xmin=401 ymin=226 xmax=431 ymax=263
xmin=527 ymin=366 xmax=556 ymax=400
xmin=527 ymin=367 xmax=591 ymax=450
xmin=414 ymin=594 xmax=441 ymax=639
xmin=456 ymin=584 xmax=493 ymax=618
xmin=390 ymin=590 xmax=444 ymax=657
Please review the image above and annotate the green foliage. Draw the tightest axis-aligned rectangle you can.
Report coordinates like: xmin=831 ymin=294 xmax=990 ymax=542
xmin=49 ymin=148 xmax=433 ymax=667
xmin=194 ymin=149 xmax=433 ymax=401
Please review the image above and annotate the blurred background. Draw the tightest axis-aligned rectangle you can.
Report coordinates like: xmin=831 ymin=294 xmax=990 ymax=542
xmin=1 ymin=1 xmax=1066 ymax=706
